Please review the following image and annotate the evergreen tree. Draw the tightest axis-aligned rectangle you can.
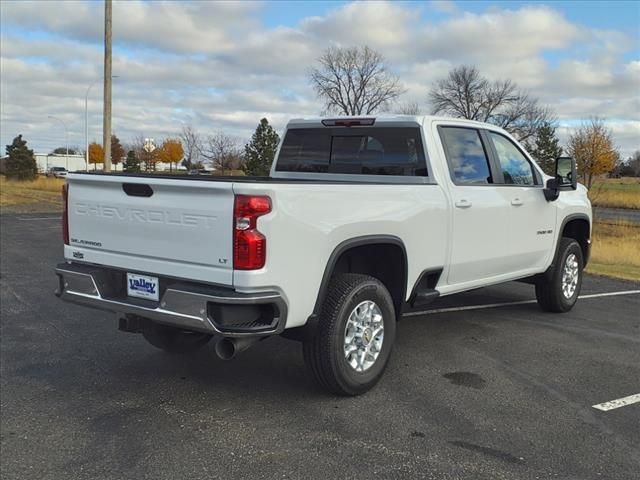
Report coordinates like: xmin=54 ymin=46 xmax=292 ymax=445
xmin=123 ymin=150 xmax=141 ymax=173
xmin=243 ymin=118 xmax=280 ymax=176
xmin=5 ymin=135 xmax=38 ymax=180
xmin=526 ymin=122 xmax=563 ymax=176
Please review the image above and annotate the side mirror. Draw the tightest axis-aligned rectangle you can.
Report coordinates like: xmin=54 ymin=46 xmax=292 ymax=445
xmin=555 ymin=156 xmax=577 ymax=190
xmin=544 ymin=156 xmax=577 ymax=202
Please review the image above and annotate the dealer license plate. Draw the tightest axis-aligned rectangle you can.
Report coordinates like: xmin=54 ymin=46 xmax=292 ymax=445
xmin=126 ymin=273 xmax=159 ymax=301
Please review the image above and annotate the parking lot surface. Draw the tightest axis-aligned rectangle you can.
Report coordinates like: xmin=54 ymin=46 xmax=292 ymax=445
xmin=1 ymin=213 xmax=639 ymax=480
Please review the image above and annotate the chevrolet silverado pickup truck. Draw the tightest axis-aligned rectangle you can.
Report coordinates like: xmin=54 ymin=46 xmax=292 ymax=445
xmin=55 ymin=116 xmax=592 ymax=395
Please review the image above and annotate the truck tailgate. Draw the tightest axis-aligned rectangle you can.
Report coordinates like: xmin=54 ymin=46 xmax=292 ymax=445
xmin=65 ymin=174 xmax=234 ymax=286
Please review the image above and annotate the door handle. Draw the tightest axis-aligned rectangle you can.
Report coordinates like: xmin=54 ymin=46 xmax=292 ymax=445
xmin=455 ymin=199 xmax=472 ymax=209
xmin=511 ymin=198 xmax=524 ymax=206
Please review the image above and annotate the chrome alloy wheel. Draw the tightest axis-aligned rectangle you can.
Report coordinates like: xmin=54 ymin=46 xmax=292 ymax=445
xmin=561 ymin=253 xmax=579 ymax=299
xmin=343 ymin=300 xmax=384 ymax=373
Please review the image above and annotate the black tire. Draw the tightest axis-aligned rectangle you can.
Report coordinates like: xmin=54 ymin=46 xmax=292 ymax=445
xmin=535 ymin=238 xmax=583 ymax=313
xmin=303 ymin=273 xmax=396 ymax=396
xmin=142 ymin=321 xmax=212 ymax=354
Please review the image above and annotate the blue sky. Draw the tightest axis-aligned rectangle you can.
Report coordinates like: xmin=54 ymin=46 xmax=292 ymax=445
xmin=260 ymin=1 xmax=640 ymax=34
xmin=1 ymin=0 xmax=638 ymax=157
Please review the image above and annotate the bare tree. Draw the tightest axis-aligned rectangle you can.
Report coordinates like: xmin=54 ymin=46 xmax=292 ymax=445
xmin=180 ymin=124 xmax=201 ymax=170
xmin=428 ymin=65 xmax=554 ymax=142
xmin=393 ymin=101 xmax=421 ymax=115
xmin=128 ymin=134 xmax=159 ymax=172
xmin=310 ymin=45 xmax=405 ymax=116
xmin=202 ymin=132 xmax=242 ymax=175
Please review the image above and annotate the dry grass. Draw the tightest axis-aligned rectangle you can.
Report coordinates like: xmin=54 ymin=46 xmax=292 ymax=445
xmin=210 ymin=169 xmax=246 ymax=176
xmin=589 ymin=177 xmax=640 ymax=209
xmin=587 ymin=220 xmax=640 ymax=281
xmin=0 ymin=175 xmax=64 ymax=210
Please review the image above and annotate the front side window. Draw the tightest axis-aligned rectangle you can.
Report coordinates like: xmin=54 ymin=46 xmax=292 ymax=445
xmin=276 ymin=127 xmax=427 ymax=176
xmin=439 ymin=127 xmax=492 ymax=184
xmin=489 ymin=132 xmax=536 ymax=185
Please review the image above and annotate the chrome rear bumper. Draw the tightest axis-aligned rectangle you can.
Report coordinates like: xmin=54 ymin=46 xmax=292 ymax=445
xmin=55 ymin=263 xmax=287 ymax=337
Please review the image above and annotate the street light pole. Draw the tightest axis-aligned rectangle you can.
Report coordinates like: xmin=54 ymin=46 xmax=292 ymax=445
xmin=48 ymin=115 xmax=69 ymax=170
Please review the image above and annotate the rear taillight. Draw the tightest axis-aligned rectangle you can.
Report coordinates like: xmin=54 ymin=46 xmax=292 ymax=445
xmin=233 ymin=194 xmax=271 ymax=270
xmin=62 ymin=183 xmax=69 ymax=245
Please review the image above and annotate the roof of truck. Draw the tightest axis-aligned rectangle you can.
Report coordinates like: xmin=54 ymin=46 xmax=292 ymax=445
xmin=286 ymin=115 xmax=499 ymax=129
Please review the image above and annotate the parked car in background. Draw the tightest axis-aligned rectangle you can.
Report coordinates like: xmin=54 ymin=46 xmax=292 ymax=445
xmin=46 ymin=166 xmax=68 ymax=178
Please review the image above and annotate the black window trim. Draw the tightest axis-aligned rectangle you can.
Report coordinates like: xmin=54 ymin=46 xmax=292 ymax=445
xmin=437 ymin=125 xmax=497 ymax=187
xmin=483 ymin=129 xmax=543 ymax=187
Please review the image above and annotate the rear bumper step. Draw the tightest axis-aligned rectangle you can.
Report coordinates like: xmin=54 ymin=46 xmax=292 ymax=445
xmin=55 ymin=263 xmax=287 ymax=337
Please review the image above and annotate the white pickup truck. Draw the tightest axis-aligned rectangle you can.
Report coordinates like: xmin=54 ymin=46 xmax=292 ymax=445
xmin=56 ymin=116 xmax=592 ymax=395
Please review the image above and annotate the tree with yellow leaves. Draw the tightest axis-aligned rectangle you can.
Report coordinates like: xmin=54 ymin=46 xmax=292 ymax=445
xmin=158 ymin=138 xmax=184 ymax=172
xmin=88 ymin=142 xmax=104 ymax=170
xmin=568 ymin=118 xmax=618 ymax=189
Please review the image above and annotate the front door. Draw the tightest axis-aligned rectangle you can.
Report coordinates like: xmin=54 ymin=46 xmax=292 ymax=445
xmin=486 ymin=131 xmax=557 ymax=273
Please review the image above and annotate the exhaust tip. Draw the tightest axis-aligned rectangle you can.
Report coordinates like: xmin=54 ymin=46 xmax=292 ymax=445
xmin=215 ymin=338 xmax=236 ymax=360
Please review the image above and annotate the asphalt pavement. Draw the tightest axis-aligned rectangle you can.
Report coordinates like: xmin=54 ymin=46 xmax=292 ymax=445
xmin=1 ymin=213 xmax=639 ymax=480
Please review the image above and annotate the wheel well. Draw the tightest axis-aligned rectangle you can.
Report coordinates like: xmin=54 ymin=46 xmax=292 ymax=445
xmin=319 ymin=241 xmax=407 ymax=317
xmin=562 ymin=218 xmax=590 ymax=265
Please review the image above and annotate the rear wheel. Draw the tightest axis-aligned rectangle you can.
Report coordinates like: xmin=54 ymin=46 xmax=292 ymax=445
xmin=536 ymin=238 xmax=583 ymax=313
xmin=142 ymin=321 xmax=212 ymax=354
xmin=303 ymin=274 xmax=396 ymax=396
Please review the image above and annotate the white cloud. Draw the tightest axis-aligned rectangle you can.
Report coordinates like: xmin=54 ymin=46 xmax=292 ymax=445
xmin=0 ymin=0 xmax=638 ymax=158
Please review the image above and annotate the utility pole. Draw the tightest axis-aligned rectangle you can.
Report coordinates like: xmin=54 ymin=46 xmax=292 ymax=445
xmin=102 ymin=0 xmax=113 ymax=172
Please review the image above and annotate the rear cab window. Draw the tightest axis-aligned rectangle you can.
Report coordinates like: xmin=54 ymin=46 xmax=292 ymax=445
xmin=276 ymin=127 xmax=428 ymax=176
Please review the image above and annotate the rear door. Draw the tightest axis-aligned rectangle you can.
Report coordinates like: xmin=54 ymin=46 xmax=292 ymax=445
xmin=66 ymin=174 xmax=235 ymax=286
xmin=437 ymin=126 xmax=511 ymax=285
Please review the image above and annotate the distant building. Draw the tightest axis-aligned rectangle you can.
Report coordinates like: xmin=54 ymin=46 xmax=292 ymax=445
xmin=34 ymin=154 xmax=123 ymax=173
xmin=0 ymin=153 xmax=181 ymax=175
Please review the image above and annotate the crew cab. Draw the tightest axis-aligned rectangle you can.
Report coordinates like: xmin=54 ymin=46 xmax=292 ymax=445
xmin=55 ymin=116 xmax=592 ymax=395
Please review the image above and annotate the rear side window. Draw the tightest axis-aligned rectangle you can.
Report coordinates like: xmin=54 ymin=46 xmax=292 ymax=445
xmin=276 ymin=127 xmax=427 ymax=176
xmin=488 ymin=132 xmax=536 ymax=185
xmin=439 ymin=127 xmax=492 ymax=184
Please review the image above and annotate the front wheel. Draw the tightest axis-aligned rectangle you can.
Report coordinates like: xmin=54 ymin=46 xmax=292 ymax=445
xmin=536 ymin=238 xmax=584 ymax=313
xmin=142 ymin=321 xmax=213 ymax=354
xmin=303 ymin=274 xmax=396 ymax=396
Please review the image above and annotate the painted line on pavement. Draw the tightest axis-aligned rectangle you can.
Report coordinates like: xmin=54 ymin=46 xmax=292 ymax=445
xmin=403 ymin=290 xmax=640 ymax=317
xmin=592 ymin=394 xmax=640 ymax=411
xmin=17 ymin=216 xmax=59 ymax=221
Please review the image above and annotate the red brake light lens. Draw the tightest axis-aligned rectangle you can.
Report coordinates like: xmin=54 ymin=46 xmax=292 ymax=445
xmin=321 ymin=118 xmax=375 ymax=127
xmin=62 ymin=184 xmax=69 ymax=245
xmin=233 ymin=195 xmax=271 ymax=270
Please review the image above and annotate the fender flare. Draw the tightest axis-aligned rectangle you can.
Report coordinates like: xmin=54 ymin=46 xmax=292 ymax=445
xmin=548 ymin=213 xmax=591 ymax=275
xmin=310 ymin=235 xmax=408 ymax=319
